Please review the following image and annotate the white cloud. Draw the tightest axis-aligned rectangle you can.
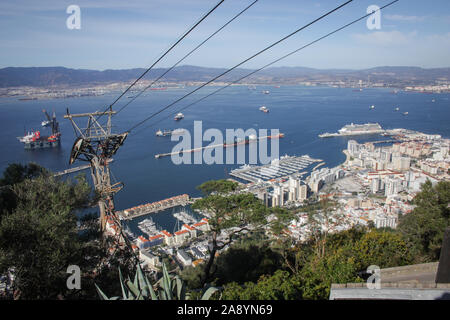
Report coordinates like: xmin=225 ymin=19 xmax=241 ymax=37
xmin=425 ymin=32 xmax=450 ymax=44
xmin=352 ymin=31 xmax=417 ymax=46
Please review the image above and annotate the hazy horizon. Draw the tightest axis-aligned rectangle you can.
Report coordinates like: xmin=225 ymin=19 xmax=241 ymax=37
xmin=1 ymin=0 xmax=449 ymax=70
xmin=1 ymin=64 xmax=449 ymax=72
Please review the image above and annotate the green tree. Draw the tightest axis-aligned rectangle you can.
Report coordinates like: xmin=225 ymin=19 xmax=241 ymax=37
xmin=0 ymin=164 xmax=136 ymax=299
xmin=0 ymin=163 xmax=46 ymax=186
xmin=197 ymin=179 xmax=238 ymax=195
xmin=214 ymin=240 xmax=282 ymax=285
xmin=192 ymin=192 xmax=269 ymax=285
xmin=221 ymin=270 xmax=302 ymax=300
xmin=0 ymin=163 xmax=47 ymax=219
xmin=298 ymin=249 xmax=360 ymax=299
xmin=0 ymin=172 xmax=94 ymax=299
xmin=353 ymin=229 xmax=412 ymax=271
xmin=192 ymin=179 xmax=292 ymax=286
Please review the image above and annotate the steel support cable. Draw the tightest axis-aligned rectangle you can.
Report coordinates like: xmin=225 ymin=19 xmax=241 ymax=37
xmin=87 ymin=0 xmax=226 ymax=131
xmin=126 ymin=0 xmax=354 ymax=133
xmin=110 ymin=0 xmax=260 ymax=122
xmin=106 ymin=0 xmax=400 ymax=270
xmin=134 ymin=0 xmax=399 ymax=135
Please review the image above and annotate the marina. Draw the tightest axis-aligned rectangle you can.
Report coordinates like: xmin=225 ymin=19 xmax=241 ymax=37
xmin=230 ymin=155 xmax=321 ymax=183
xmin=173 ymin=208 xmax=197 ymax=225
xmin=137 ymin=217 xmax=161 ymax=237
xmin=120 ymin=204 xmax=207 ymax=245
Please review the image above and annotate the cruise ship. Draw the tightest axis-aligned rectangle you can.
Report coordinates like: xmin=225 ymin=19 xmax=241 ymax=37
xmin=319 ymin=123 xmax=384 ymax=138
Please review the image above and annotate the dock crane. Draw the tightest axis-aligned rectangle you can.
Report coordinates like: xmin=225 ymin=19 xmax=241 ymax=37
xmin=41 ymin=109 xmax=52 ymax=127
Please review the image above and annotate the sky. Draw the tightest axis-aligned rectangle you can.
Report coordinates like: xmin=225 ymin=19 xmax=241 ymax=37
xmin=0 ymin=0 xmax=449 ymax=70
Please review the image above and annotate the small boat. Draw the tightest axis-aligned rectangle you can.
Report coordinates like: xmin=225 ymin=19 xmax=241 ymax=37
xmin=403 ymin=112 xmax=409 ymax=115
xmin=41 ymin=120 xmax=50 ymax=127
xmin=432 ymin=99 xmax=436 ymax=103
xmin=174 ymin=113 xmax=184 ymax=121
xmin=259 ymin=106 xmax=269 ymax=113
xmin=262 ymin=90 xmax=270 ymax=94
xmin=395 ymin=107 xmax=400 ymax=111
xmin=369 ymin=105 xmax=375 ymax=110
xmin=156 ymin=129 xmax=171 ymax=137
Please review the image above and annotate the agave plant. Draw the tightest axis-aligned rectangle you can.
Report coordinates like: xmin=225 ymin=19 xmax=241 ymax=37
xmin=95 ymin=263 xmax=219 ymax=300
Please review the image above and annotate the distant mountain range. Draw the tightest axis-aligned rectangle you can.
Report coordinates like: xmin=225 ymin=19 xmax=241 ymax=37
xmin=0 ymin=65 xmax=448 ymax=88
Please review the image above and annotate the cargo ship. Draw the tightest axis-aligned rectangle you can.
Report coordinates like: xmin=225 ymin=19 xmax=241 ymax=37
xmin=223 ymin=133 xmax=283 ymax=148
xmin=154 ymin=133 xmax=284 ymax=158
xmin=18 ymin=111 xmax=61 ymax=149
xmin=156 ymin=128 xmax=186 ymax=137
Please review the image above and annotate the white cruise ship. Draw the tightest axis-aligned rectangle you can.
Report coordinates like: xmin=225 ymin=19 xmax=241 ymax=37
xmin=319 ymin=123 xmax=384 ymax=138
xmin=338 ymin=122 xmax=383 ymax=135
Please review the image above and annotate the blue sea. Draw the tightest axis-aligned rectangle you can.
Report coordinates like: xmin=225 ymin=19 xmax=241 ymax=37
xmin=1 ymin=85 xmax=449 ymax=234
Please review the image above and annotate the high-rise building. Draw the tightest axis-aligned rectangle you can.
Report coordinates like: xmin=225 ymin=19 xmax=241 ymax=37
xmin=299 ymin=184 xmax=308 ymax=201
xmin=371 ymin=178 xmax=381 ymax=193
xmin=287 ymin=177 xmax=300 ymax=201
xmin=392 ymin=156 xmax=411 ymax=171
xmin=384 ymin=177 xmax=403 ymax=196
xmin=272 ymin=185 xmax=285 ymax=207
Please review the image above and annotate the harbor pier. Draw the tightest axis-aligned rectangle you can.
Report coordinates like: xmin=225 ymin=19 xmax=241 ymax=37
xmin=118 ymin=194 xmax=191 ymax=220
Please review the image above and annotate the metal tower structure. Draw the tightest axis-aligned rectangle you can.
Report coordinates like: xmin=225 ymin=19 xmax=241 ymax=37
xmin=64 ymin=108 xmax=128 ymax=232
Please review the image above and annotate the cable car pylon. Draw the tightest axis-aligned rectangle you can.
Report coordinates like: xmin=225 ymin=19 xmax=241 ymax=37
xmin=64 ymin=107 xmax=128 ymax=233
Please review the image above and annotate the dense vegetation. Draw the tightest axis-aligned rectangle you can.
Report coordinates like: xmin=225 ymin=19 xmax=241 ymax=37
xmin=0 ymin=163 xmax=448 ymax=300
xmin=0 ymin=163 xmax=135 ymax=299
xmin=187 ymin=179 xmax=449 ymax=300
